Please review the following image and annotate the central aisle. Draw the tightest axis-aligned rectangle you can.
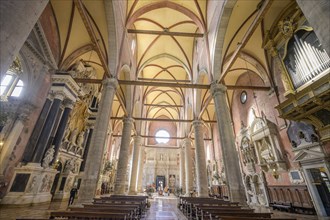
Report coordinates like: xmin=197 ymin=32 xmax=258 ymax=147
xmin=145 ymin=195 xmax=187 ymax=220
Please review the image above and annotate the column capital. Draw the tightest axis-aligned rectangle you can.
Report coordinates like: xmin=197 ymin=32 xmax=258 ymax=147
xmin=62 ymin=99 xmax=74 ymax=109
xmin=210 ymin=82 xmax=227 ymax=97
xmin=123 ymin=116 xmax=134 ymax=124
xmin=133 ymin=135 xmax=142 ymax=144
xmin=103 ymin=78 xmax=118 ymax=89
xmin=192 ymin=120 xmax=204 ymax=127
xmin=54 ymin=92 xmax=65 ymax=101
xmin=182 ymin=137 xmax=191 ymax=146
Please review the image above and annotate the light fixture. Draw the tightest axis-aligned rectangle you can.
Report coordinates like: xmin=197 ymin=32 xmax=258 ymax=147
xmin=272 ymin=167 xmax=280 ymax=180
xmin=0 ymin=141 xmax=4 ymax=146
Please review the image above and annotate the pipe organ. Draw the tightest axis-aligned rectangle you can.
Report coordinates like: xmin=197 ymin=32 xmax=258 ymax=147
xmin=284 ymin=32 xmax=330 ymax=89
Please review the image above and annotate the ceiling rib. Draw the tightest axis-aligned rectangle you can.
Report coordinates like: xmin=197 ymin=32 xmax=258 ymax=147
xmin=219 ymin=0 xmax=274 ymax=82
xmin=74 ymin=78 xmax=271 ymax=91
xmin=127 ymin=29 xmax=204 ymax=38
xmin=138 ymin=77 xmax=191 ymax=83
xmin=144 ymin=104 xmax=183 ymax=108
xmin=74 ymin=0 xmax=111 ymax=78
xmin=112 ymin=134 xmax=211 ymax=141
xmin=119 ymin=80 xmax=209 ymax=89
xmin=111 ymin=117 xmax=217 ymax=123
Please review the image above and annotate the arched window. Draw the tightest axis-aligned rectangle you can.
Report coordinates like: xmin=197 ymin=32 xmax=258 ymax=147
xmin=0 ymin=70 xmax=24 ymax=98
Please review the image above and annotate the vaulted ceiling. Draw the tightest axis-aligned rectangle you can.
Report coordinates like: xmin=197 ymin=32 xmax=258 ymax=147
xmin=48 ymin=0 xmax=292 ymax=144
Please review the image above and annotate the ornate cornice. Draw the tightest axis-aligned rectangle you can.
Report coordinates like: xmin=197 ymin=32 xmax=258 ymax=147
xmin=50 ymin=73 xmax=81 ymax=102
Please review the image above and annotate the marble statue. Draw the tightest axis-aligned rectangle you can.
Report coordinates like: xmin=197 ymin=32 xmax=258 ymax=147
xmin=64 ymin=158 xmax=75 ymax=173
xmin=77 ymin=131 xmax=85 ymax=147
xmin=42 ymin=146 xmax=55 ymax=168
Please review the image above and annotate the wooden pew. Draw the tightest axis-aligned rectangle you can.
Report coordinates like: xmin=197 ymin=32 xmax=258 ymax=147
xmin=211 ymin=212 xmax=272 ymax=219
xmin=179 ymin=197 xmax=239 ymax=219
xmin=95 ymin=195 xmax=148 ymax=217
xmin=218 ymin=217 xmax=296 ymax=220
xmin=70 ymin=206 xmax=137 ymax=219
xmin=50 ymin=211 xmax=128 ymax=220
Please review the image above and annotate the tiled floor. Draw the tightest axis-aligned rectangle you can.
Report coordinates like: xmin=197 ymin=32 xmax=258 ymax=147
xmin=145 ymin=195 xmax=187 ymax=220
xmin=0 ymin=195 xmax=327 ymax=220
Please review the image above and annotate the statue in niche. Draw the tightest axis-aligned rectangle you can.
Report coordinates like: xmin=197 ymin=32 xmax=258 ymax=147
xmin=65 ymin=177 xmax=73 ymax=192
xmin=77 ymin=130 xmax=85 ymax=148
xmin=40 ymin=175 xmax=49 ymax=192
xmin=70 ymin=128 xmax=78 ymax=144
xmin=64 ymin=158 xmax=75 ymax=173
xmin=63 ymin=128 xmax=71 ymax=142
xmin=42 ymin=146 xmax=55 ymax=168
xmin=169 ymin=175 xmax=176 ymax=190
xmin=27 ymin=176 xmax=37 ymax=193
xmin=69 ymin=97 xmax=89 ymax=133
xmin=259 ymin=138 xmax=274 ymax=163
xmin=207 ymin=160 xmax=212 ymax=186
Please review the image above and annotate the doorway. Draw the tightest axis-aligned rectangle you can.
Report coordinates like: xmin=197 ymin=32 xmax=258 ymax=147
xmin=156 ymin=175 xmax=165 ymax=191
xmin=309 ymin=168 xmax=330 ymax=216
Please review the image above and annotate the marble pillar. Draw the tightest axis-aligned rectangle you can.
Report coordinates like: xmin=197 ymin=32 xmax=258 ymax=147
xmin=137 ymin=147 xmax=145 ymax=193
xmin=211 ymin=83 xmax=246 ymax=204
xmin=77 ymin=78 xmax=118 ymax=204
xmin=180 ymin=145 xmax=186 ymax=194
xmin=296 ymin=0 xmax=330 ymax=55
xmin=184 ymin=138 xmax=194 ymax=196
xmin=0 ymin=0 xmax=49 ymax=75
xmin=80 ymin=127 xmax=94 ymax=172
xmin=128 ymin=135 xmax=142 ymax=194
xmin=32 ymin=93 xmax=64 ymax=164
xmin=51 ymin=100 xmax=74 ymax=165
xmin=193 ymin=120 xmax=209 ymax=197
xmin=114 ymin=117 xmax=134 ymax=194
xmin=22 ymin=98 xmax=52 ymax=163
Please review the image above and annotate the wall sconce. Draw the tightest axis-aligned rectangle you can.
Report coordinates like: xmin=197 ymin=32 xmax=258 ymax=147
xmin=272 ymin=168 xmax=280 ymax=180
xmin=53 ymin=159 xmax=60 ymax=169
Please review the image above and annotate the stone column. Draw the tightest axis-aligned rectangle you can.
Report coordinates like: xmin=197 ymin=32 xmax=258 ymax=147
xmin=77 ymin=78 xmax=118 ymax=204
xmin=114 ymin=117 xmax=134 ymax=194
xmin=296 ymin=0 xmax=330 ymax=55
xmin=0 ymin=0 xmax=49 ymax=75
xmin=184 ymin=138 xmax=194 ymax=196
xmin=80 ymin=127 xmax=94 ymax=172
xmin=211 ymin=83 xmax=246 ymax=204
xmin=22 ymin=98 xmax=52 ymax=163
xmin=180 ymin=145 xmax=186 ymax=194
xmin=51 ymin=99 xmax=74 ymax=165
xmin=128 ymin=135 xmax=142 ymax=194
xmin=137 ymin=147 xmax=145 ymax=193
xmin=32 ymin=93 xmax=64 ymax=163
xmin=193 ymin=120 xmax=209 ymax=197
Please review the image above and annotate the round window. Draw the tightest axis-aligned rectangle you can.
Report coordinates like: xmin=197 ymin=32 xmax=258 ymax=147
xmin=240 ymin=91 xmax=247 ymax=104
xmin=155 ymin=130 xmax=170 ymax=144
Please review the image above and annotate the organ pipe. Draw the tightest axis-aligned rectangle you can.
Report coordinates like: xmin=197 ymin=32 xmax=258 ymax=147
xmin=289 ymin=34 xmax=330 ymax=88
